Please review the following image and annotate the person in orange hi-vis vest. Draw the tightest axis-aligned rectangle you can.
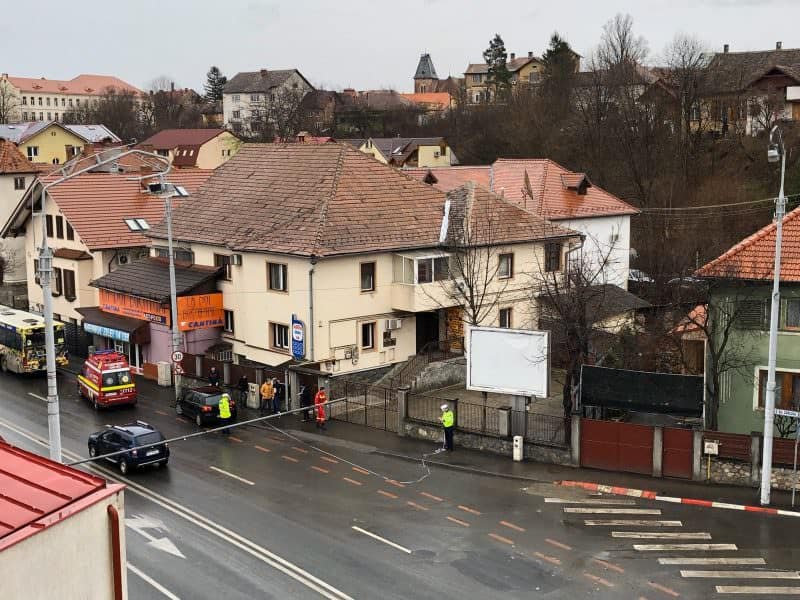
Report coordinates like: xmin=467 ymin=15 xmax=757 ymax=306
xmin=314 ymin=386 xmax=328 ymax=430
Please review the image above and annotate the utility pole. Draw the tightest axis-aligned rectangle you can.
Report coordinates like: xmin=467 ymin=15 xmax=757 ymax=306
xmin=761 ymin=125 xmax=786 ymax=506
xmin=161 ymin=175 xmax=183 ymax=400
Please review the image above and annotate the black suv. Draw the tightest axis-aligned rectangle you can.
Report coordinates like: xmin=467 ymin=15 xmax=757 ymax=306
xmin=176 ymin=386 xmax=237 ymax=426
xmin=88 ymin=421 xmax=169 ymax=475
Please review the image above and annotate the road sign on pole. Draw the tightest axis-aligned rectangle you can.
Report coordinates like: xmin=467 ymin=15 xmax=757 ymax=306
xmin=171 ymin=351 xmax=184 ymax=363
xmin=775 ymin=408 xmax=800 ymax=419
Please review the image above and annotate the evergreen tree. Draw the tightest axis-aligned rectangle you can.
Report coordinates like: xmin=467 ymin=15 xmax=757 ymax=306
xmin=482 ymin=34 xmax=512 ymax=101
xmin=204 ymin=66 xmax=227 ymax=103
xmin=542 ymin=32 xmax=577 ymax=76
xmin=540 ymin=32 xmax=577 ymax=120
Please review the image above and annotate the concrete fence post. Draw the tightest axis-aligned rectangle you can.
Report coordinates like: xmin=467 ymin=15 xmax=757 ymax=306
xmin=288 ymin=370 xmax=299 ymax=412
xmin=222 ymin=361 xmax=231 ymax=386
xmin=570 ymin=413 xmax=581 ymax=467
xmin=397 ymin=386 xmax=410 ymax=437
xmin=692 ymin=429 xmax=703 ymax=481
xmin=750 ymin=432 xmax=762 ymax=487
xmin=652 ymin=427 xmax=663 ymax=478
xmin=195 ymin=355 xmax=202 ymax=378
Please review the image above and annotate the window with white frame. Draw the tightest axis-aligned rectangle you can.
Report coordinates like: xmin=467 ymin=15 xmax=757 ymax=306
xmin=361 ymin=322 xmax=376 ymax=350
xmin=499 ymin=307 xmax=512 ymax=328
xmin=498 ymin=253 xmax=514 ymax=279
xmin=26 ymin=146 xmax=39 ymax=159
xmin=268 ymin=262 xmax=288 ymax=291
xmin=13 ymin=177 xmax=25 ymax=190
xmin=783 ymin=298 xmax=800 ymax=331
xmin=223 ymin=310 xmax=235 ymax=333
xmin=270 ymin=322 xmax=289 ymax=350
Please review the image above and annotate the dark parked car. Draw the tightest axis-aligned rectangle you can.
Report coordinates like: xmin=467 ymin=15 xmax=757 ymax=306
xmin=176 ymin=385 xmax=237 ymax=426
xmin=88 ymin=421 xmax=169 ymax=475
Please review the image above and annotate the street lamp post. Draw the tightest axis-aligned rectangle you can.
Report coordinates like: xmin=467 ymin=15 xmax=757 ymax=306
xmin=35 ymin=149 xmax=170 ymax=462
xmin=760 ymin=125 xmax=787 ymax=506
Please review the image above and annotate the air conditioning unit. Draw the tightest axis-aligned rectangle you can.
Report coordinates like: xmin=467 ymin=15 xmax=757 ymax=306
xmin=385 ymin=318 xmax=403 ymax=331
xmin=230 ymin=254 xmax=243 ymax=266
xmin=433 ymin=151 xmax=441 ymax=158
xmin=117 ymin=253 xmax=129 ymax=265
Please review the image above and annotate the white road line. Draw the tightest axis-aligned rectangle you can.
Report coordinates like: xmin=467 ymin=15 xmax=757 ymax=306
xmin=716 ymin=586 xmax=800 ymax=594
xmin=351 ymin=526 xmax=411 ymax=555
xmin=612 ymin=532 xmax=711 ymax=540
xmin=682 ymin=571 xmax=800 ymax=579
xmin=545 ymin=498 xmax=637 ymax=505
xmin=563 ymin=508 xmax=661 ymax=514
xmin=209 ymin=466 xmax=255 ymax=486
xmin=586 ymin=520 xmax=682 ymax=527
xmin=128 ymin=563 xmax=181 ymax=600
xmin=0 ymin=417 xmax=352 ymax=600
xmin=634 ymin=543 xmax=737 ymax=551
xmin=659 ymin=558 xmax=766 ymax=565
xmin=27 ymin=392 xmax=47 ymax=402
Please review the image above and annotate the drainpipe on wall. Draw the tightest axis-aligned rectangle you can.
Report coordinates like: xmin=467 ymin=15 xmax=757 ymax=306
xmin=309 ymin=256 xmax=317 ymax=362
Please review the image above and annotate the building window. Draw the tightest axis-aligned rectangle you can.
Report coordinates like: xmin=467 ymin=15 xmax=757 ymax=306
xmin=232 ymin=110 xmax=241 ymax=119
xmin=27 ymin=146 xmax=39 ymax=159
xmin=250 ymin=94 xmax=260 ymax=101
xmin=52 ymin=267 xmax=63 ymax=296
xmin=45 ymin=214 xmax=54 ymax=237
xmin=417 ymin=256 xmax=449 ymax=283
xmin=499 ymin=307 xmax=512 ymax=328
xmin=55 ymin=215 xmax=64 ymax=239
xmin=360 ymin=262 xmax=376 ymax=292
xmin=270 ymin=322 xmax=290 ymax=350
xmin=54 ymin=113 xmax=59 ymax=122
xmin=38 ymin=97 xmax=42 ymax=106
xmin=61 ymin=98 xmax=65 ymax=107
xmin=545 ymin=243 xmax=561 ymax=272
xmin=781 ymin=298 xmax=800 ymax=330
xmin=66 ymin=221 xmax=74 ymax=241
xmin=46 ymin=97 xmax=51 ymax=106
xmin=361 ymin=322 xmax=376 ymax=350
xmin=22 ymin=96 xmax=27 ymax=105
xmin=758 ymin=370 xmax=800 ymax=410
xmin=22 ymin=112 xmax=28 ymax=120
xmin=214 ymin=253 xmax=232 ymax=281
xmin=39 ymin=112 xmax=44 ymax=120
xmin=498 ymin=253 xmax=514 ymax=279
xmin=156 ymin=149 xmax=169 ymax=157
xmin=223 ymin=310 xmax=235 ymax=333
xmin=232 ymin=94 xmax=240 ymax=102
xmin=63 ymin=269 xmax=76 ymax=301
xmin=69 ymin=99 xmax=73 ymax=107
xmin=13 ymin=176 xmax=25 ymax=190
xmin=47 ymin=112 xmax=51 ymax=120
xmin=76 ymin=99 xmax=80 ymax=106
xmin=268 ymin=262 xmax=288 ymax=291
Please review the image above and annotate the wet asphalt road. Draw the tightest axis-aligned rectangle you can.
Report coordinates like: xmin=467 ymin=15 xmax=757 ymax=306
xmin=1 ymin=371 xmax=799 ymax=600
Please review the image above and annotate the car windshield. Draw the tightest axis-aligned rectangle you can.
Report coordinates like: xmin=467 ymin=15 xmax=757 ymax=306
xmin=102 ymin=370 xmax=132 ymax=387
xmin=134 ymin=432 xmax=164 ymax=446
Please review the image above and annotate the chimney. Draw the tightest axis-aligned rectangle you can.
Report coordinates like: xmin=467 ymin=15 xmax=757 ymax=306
xmin=170 ymin=81 xmax=175 ymax=93
xmin=528 ymin=51 xmax=533 ymax=58
xmin=260 ymin=69 xmax=268 ymax=77
xmin=777 ymin=41 xmax=783 ymax=50
xmin=510 ymin=53 xmax=515 ymax=60
xmin=1 ymin=73 xmax=7 ymax=79
xmin=723 ymin=44 xmax=729 ymax=53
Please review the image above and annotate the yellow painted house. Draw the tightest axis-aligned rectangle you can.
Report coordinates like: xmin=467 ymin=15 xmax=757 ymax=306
xmin=343 ymin=137 xmax=457 ymax=168
xmin=138 ymin=128 xmax=242 ymax=170
xmin=0 ymin=121 xmax=121 ymax=166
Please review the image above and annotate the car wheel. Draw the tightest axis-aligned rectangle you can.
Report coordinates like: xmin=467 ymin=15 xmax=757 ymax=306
xmin=195 ymin=414 xmax=203 ymax=427
xmin=92 ymin=398 xmax=99 ymax=411
xmin=156 ymin=459 xmax=168 ymax=469
xmin=76 ymin=382 xmax=84 ymax=398
xmin=0 ymin=356 xmax=7 ymax=372
xmin=175 ymin=402 xmax=183 ymax=416
xmin=88 ymin=444 xmax=97 ymax=458
xmin=119 ymin=459 xmax=130 ymax=475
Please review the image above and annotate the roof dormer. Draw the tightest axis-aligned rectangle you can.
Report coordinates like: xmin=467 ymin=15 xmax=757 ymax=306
xmin=561 ymin=172 xmax=591 ymax=195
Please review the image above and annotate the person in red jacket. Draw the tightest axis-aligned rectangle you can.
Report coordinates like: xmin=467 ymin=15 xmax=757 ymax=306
xmin=314 ymin=386 xmax=328 ymax=430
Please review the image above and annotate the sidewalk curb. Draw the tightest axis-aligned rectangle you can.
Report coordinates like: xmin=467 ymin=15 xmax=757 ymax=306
xmin=557 ymin=480 xmax=800 ymax=519
xmin=372 ymin=449 xmax=551 ymax=484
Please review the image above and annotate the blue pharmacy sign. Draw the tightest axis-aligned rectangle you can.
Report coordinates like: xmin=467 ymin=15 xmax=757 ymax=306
xmin=291 ymin=314 xmax=305 ymax=360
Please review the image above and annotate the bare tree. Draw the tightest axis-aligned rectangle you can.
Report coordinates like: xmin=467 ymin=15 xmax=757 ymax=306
xmin=247 ymin=87 xmax=306 ymax=142
xmin=662 ymin=34 xmax=707 ymax=142
xmin=0 ymin=77 xmax=19 ymax=123
xmin=65 ymin=88 xmax=147 ymax=142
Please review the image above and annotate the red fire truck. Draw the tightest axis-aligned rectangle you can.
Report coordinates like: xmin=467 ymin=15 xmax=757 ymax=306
xmin=77 ymin=350 xmax=137 ymax=409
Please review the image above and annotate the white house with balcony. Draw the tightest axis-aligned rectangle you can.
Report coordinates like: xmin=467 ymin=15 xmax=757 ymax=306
xmin=146 ymin=143 xmax=580 ymax=376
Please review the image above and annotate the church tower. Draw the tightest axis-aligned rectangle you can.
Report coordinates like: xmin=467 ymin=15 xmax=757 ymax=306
xmin=414 ymin=53 xmax=439 ymax=93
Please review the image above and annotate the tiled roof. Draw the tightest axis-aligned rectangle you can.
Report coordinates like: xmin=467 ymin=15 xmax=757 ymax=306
xmin=414 ymin=54 xmax=438 ymax=79
xmin=0 ymin=121 xmax=120 ymax=144
xmin=703 ymin=48 xmax=800 ymax=95
xmin=542 ymin=283 xmax=650 ymax=322
xmin=6 ymin=73 xmax=142 ymax=95
xmin=465 ymin=56 xmax=537 ymax=75
xmin=171 ymin=145 xmax=202 ymax=167
xmin=53 ymin=248 xmax=92 ymax=260
xmin=223 ymin=69 xmax=310 ymax=94
xmin=0 ymin=140 xmax=40 ymax=174
xmin=140 ymin=128 xmax=227 ymax=150
xmin=371 ymin=137 xmax=446 ymax=163
xmin=147 ymin=143 xmax=574 ymax=257
xmin=25 ymin=169 xmax=212 ymax=250
xmin=401 ymin=93 xmax=452 ymax=110
xmin=90 ymin=257 xmax=220 ymax=302
xmin=405 ymin=160 xmax=638 ymax=220
xmin=696 ymin=204 xmax=800 ymax=282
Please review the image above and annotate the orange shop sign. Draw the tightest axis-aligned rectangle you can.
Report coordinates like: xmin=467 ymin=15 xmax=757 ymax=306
xmin=99 ymin=289 xmax=170 ymax=325
xmin=177 ymin=293 xmax=224 ymax=332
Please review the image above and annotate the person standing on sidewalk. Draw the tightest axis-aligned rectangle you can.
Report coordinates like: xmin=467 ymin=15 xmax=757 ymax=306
xmin=440 ymin=404 xmax=454 ymax=451
xmin=314 ymin=386 xmax=328 ymax=430
xmin=299 ymin=385 xmax=312 ymax=422
xmin=237 ymin=374 xmax=249 ymax=405
xmin=218 ymin=393 xmax=232 ymax=436
xmin=209 ymin=367 xmax=221 ymax=388
xmin=272 ymin=378 xmax=283 ymax=414
xmin=259 ymin=378 xmax=273 ymax=415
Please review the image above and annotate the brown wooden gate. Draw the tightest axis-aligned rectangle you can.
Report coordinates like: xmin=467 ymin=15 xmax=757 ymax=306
xmin=581 ymin=419 xmax=654 ymax=475
xmin=662 ymin=427 xmax=693 ymax=479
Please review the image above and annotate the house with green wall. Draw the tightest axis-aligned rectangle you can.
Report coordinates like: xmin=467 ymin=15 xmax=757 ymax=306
xmin=696 ymin=205 xmax=800 ymax=435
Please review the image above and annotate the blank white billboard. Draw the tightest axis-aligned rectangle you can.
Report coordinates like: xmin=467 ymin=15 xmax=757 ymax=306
xmin=466 ymin=326 xmax=549 ymax=397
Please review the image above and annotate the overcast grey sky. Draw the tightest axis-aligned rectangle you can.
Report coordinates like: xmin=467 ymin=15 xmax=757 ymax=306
xmin=2 ymin=0 xmax=798 ymax=93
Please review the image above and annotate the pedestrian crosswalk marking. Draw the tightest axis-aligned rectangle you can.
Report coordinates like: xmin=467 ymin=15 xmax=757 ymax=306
xmin=633 ymin=543 xmax=737 ymax=551
xmin=545 ymin=498 xmax=637 ymax=505
xmin=564 ymin=508 xmax=661 ymax=515
xmin=585 ymin=520 xmax=682 ymax=527
xmin=659 ymin=558 xmax=766 ymax=566
xmin=681 ymin=571 xmax=800 ymax=579
xmin=612 ymin=532 xmax=711 ymax=540
xmin=715 ymin=586 xmax=800 ymax=594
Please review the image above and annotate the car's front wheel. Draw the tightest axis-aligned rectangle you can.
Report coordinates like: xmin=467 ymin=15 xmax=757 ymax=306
xmin=88 ymin=444 xmax=97 ymax=458
xmin=175 ymin=402 xmax=183 ymax=416
xmin=119 ymin=459 xmax=131 ymax=475
xmin=195 ymin=414 xmax=203 ymax=427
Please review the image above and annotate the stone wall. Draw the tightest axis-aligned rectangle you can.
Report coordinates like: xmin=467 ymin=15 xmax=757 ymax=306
xmin=704 ymin=456 xmax=799 ymax=492
xmin=412 ymin=357 xmax=466 ymax=393
xmin=402 ymin=421 xmax=572 ymax=467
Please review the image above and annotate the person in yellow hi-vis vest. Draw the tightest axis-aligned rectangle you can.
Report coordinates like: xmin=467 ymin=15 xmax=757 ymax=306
xmin=440 ymin=404 xmax=454 ymax=451
xmin=218 ymin=393 xmax=232 ymax=436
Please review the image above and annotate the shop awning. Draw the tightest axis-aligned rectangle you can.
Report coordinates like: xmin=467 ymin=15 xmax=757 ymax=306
xmin=76 ymin=307 xmax=150 ymax=345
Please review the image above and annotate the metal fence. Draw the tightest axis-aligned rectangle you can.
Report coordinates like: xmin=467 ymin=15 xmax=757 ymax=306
xmin=526 ymin=412 xmax=567 ymax=447
xmin=328 ymin=379 xmax=398 ymax=433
